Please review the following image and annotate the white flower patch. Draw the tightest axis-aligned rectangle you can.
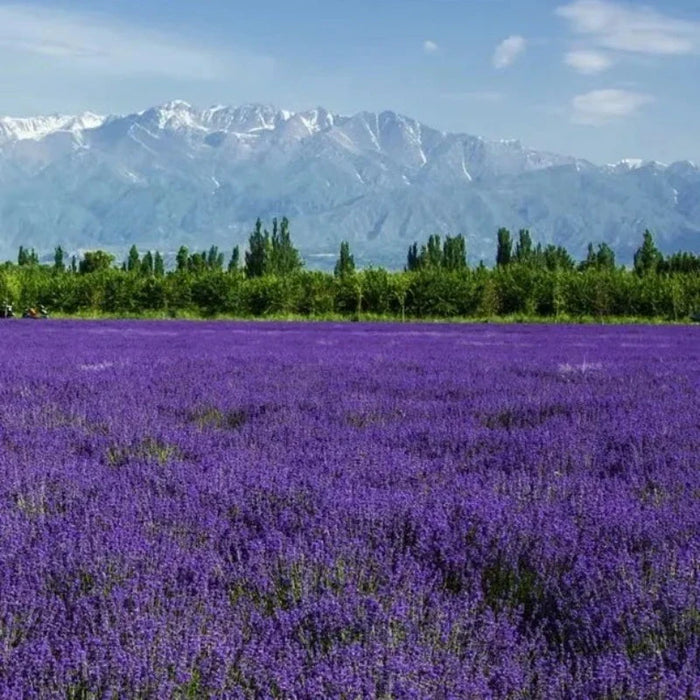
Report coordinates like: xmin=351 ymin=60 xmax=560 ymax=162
xmin=557 ymin=360 xmax=603 ymax=375
xmin=78 ymin=362 xmax=115 ymax=371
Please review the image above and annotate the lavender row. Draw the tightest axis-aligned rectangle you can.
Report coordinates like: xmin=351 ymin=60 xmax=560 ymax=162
xmin=0 ymin=321 xmax=698 ymax=698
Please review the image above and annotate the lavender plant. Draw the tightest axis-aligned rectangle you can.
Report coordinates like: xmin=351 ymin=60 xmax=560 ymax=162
xmin=0 ymin=321 xmax=697 ymax=698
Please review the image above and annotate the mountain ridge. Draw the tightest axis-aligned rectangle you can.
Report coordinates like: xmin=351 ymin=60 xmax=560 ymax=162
xmin=0 ymin=99 xmax=697 ymax=267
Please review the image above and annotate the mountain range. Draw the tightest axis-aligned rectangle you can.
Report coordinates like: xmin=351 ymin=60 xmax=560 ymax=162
xmin=0 ymin=99 xmax=698 ymax=268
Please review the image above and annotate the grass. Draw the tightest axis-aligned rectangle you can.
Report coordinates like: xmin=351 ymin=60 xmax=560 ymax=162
xmin=45 ymin=310 xmax=697 ymax=325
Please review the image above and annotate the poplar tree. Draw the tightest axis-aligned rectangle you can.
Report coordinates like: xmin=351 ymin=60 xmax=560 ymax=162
xmin=53 ymin=246 xmax=66 ymax=272
xmin=140 ymin=251 xmax=154 ymax=276
xmin=513 ymin=229 xmax=533 ymax=264
xmin=245 ymin=218 xmax=270 ymax=278
xmin=228 ymin=246 xmax=240 ymax=272
xmin=633 ymin=230 xmax=663 ymax=276
xmin=176 ymin=246 xmax=189 ymax=272
xmin=334 ymin=241 xmax=355 ymax=277
xmin=442 ymin=235 xmax=467 ymax=271
xmin=496 ymin=228 xmax=512 ymax=267
xmin=127 ymin=245 xmax=140 ymax=272
xmin=154 ymin=252 xmax=165 ymax=277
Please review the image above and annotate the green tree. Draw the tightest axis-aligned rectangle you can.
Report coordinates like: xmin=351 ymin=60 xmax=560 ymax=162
xmin=406 ymin=242 xmax=421 ymax=271
xmin=17 ymin=247 xmax=38 ymax=267
xmin=154 ymin=251 xmax=165 ymax=277
xmin=334 ymin=241 xmax=355 ymax=278
xmin=207 ymin=245 xmax=224 ymax=271
xmin=496 ymin=228 xmax=512 ymax=267
xmin=79 ymin=251 xmax=114 ymax=274
xmin=596 ymin=242 xmax=616 ymax=270
xmin=425 ymin=234 xmax=442 ymax=269
xmin=633 ymin=229 xmax=663 ymax=276
xmin=53 ymin=246 xmax=66 ymax=272
xmin=228 ymin=246 xmax=240 ymax=273
xmin=442 ymin=234 xmax=467 ymax=271
xmin=188 ymin=251 xmax=207 ymax=274
xmin=513 ymin=229 xmax=533 ymax=265
xmin=176 ymin=246 xmax=189 ymax=272
xmin=269 ymin=217 xmax=302 ymax=276
xmin=127 ymin=245 xmax=140 ymax=272
xmin=542 ymin=244 xmax=574 ymax=271
xmin=140 ymin=250 xmax=154 ymax=276
xmin=245 ymin=218 xmax=270 ymax=278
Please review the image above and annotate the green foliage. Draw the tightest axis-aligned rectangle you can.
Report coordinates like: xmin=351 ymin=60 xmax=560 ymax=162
xmin=244 ymin=217 xmax=302 ymax=278
xmin=633 ymin=229 xmax=664 ymax=276
xmin=78 ymin=251 xmax=114 ymax=275
xmin=541 ymin=244 xmax=576 ymax=271
xmin=406 ymin=234 xmax=466 ymax=272
xmin=334 ymin=241 xmax=355 ymax=278
xmin=270 ymin=217 xmax=303 ymax=276
xmin=176 ymin=246 xmax=189 ymax=272
xmin=154 ymin=251 xmax=165 ymax=277
xmin=228 ymin=246 xmax=240 ymax=273
xmin=140 ymin=251 xmax=154 ymax=276
xmin=17 ymin=246 xmax=39 ymax=267
xmin=659 ymin=250 xmax=700 ymax=274
xmin=442 ymin=235 xmax=467 ymax=271
xmin=5 ymin=219 xmax=700 ymax=322
xmin=127 ymin=245 xmax=140 ymax=272
xmin=513 ymin=229 xmax=533 ymax=265
xmin=579 ymin=242 xmax=616 ymax=271
xmin=245 ymin=218 xmax=270 ymax=278
xmin=53 ymin=246 xmax=66 ymax=272
xmin=496 ymin=228 xmax=512 ymax=267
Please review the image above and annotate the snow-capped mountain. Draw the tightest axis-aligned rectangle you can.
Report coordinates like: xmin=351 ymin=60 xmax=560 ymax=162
xmin=0 ymin=99 xmax=697 ymax=267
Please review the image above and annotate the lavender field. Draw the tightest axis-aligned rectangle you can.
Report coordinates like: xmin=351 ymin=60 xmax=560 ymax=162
xmin=0 ymin=320 xmax=698 ymax=698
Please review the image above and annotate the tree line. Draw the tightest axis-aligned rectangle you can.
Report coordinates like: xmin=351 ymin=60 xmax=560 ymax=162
xmin=3 ymin=219 xmax=699 ymax=320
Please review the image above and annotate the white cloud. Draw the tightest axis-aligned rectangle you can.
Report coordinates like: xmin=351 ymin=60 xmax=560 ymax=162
xmin=492 ymin=35 xmax=526 ymax=69
xmin=564 ymin=49 xmax=613 ymax=73
xmin=571 ymin=88 xmax=653 ymax=124
xmin=423 ymin=40 xmax=439 ymax=54
xmin=0 ymin=4 xmax=274 ymax=80
xmin=556 ymin=0 xmax=700 ymax=55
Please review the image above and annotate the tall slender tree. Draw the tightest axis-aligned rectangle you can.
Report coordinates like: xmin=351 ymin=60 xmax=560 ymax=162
xmin=496 ymin=228 xmax=512 ymax=267
xmin=127 ymin=245 xmax=140 ymax=272
xmin=140 ymin=251 xmax=154 ymax=276
xmin=228 ymin=246 xmax=240 ymax=272
xmin=53 ymin=246 xmax=66 ymax=272
xmin=334 ymin=241 xmax=356 ymax=277
xmin=176 ymin=246 xmax=189 ymax=272
xmin=442 ymin=235 xmax=467 ymax=271
xmin=633 ymin=230 xmax=663 ymax=276
xmin=245 ymin=218 xmax=270 ymax=278
xmin=513 ymin=229 xmax=533 ymax=264
xmin=154 ymin=251 xmax=165 ymax=277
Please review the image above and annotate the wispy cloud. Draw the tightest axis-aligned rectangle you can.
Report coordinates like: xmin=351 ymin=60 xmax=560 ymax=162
xmin=492 ymin=35 xmax=526 ymax=69
xmin=571 ymin=88 xmax=653 ymax=124
xmin=556 ymin=0 xmax=700 ymax=55
xmin=423 ymin=40 xmax=439 ymax=55
xmin=564 ymin=49 xmax=613 ymax=74
xmin=0 ymin=4 xmax=274 ymax=80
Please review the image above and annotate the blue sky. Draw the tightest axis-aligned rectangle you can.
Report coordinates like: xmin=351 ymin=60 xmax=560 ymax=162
xmin=0 ymin=0 xmax=698 ymax=164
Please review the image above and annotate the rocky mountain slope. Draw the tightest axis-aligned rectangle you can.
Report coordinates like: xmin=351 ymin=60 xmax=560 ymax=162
xmin=0 ymin=99 xmax=698 ymax=267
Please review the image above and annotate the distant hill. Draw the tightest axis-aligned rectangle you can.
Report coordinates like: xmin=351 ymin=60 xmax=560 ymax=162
xmin=0 ymin=99 xmax=698 ymax=267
